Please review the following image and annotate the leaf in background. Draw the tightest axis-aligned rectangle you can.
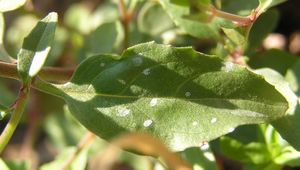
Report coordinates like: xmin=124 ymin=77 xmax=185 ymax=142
xmin=43 ymin=109 xmax=87 ymax=150
xmin=246 ymin=9 xmax=279 ymax=54
xmin=248 ymin=49 xmax=298 ymax=75
xmin=221 ymin=0 xmax=258 ymax=16
xmin=180 ymin=147 xmax=217 ymax=170
xmin=220 ymin=136 xmax=272 ymax=164
xmin=84 ymin=21 xmax=123 ymax=56
xmin=285 ymin=60 xmax=300 ymax=96
xmin=222 ymin=27 xmax=247 ymax=51
xmin=0 ymin=159 xmax=10 ymax=170
xmin=40 ymin=146 xmax=89 ymax=170
xmin=138 ymin=2 xmax=174 ymax=36
xmin=37 ymin=42 xmax=289 ymax=151
xmin=0 ymin=0 xmax=26 ymax=12
xmin=17 ymin=12 xmax=57 ymax=83
xmin=254 ymin=68 xmax=300 ymax=151
xmin=258 ymin=0 xmax=287 ymax=13
xmin=159 ymin=0 xmax=227 ymax=39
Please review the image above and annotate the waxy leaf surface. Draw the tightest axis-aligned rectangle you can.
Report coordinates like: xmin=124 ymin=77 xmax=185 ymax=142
xmin=17 ymin=12 xmax=57 ymax=83
xmin=40 ymin=42 xmax=289 ymax=151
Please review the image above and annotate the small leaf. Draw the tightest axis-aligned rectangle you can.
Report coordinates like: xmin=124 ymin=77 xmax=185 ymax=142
xmin=0 ymin=0 xmax=26 ymax=12
xmin=258 ymin=0 xmax=287 ymax=13
xmin=40 ymin=146 xmax=89 ymax=170
xmin=0 ymin=159 xmax=10 ymax=170
xmin=160 ymin=0 xmax=230 ymax=39
xmin=37 ymin=42 xmax=289 ymax=151
xmin=17 ymin=12 xmax=57 ymax=83
xmin=220 ymin=136 xmax=272 ymax=164
xmin=138 ymin=2 xmax=174 ymax=36
xmin=285 ymin=60 xmax=300 ymax=96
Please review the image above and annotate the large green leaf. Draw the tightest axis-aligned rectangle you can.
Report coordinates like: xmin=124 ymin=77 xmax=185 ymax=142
xmin=36 ymin=42 xmax=289 ymax=151
xmin=254 ymin=68 xmax=300 ymax=150
xmin=17 ymin=12 xmax=57 ymax=83
xmin=0 ymin=0 xmax=26 ymax=12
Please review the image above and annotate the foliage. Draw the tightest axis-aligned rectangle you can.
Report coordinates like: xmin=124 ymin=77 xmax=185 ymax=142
xmin=0 ymin=0 xmax=299 ymax=169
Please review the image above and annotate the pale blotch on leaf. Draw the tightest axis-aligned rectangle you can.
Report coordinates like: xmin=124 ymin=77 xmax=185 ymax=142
xmin=100 ymin=63 xmax=105 ymax=67
xmin=143 ymin=68 xmax=151 ymax=75
xmin=210 ymin=117 xmax=217 ymax=124
xmin=149 ymin=98 xmax=158 ymax=107
xmin=192 ymin=121 xmax=198 ymax=126
xmin=143 ymin=119 xmax=153 ymax=127
xmin=132 ymin=57 xmax=143 ymax=66
xmin=221 ymin=61 xmax=234 ymax=73
xmin=228 ymin=127 xmax=235 ymax=133
xmin=203 ymin=152 xmax=215 ymax=161
xmin=185 ymin=92 xmax=191 ymax=97
xmin=117 ymin=107 xmax=130 ymax=117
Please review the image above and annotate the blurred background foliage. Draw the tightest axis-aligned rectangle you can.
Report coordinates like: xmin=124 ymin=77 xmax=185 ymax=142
xmin=0 ymin=0 xmax=300 ymax=170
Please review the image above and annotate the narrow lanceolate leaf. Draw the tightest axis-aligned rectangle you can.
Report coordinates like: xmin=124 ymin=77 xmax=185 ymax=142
xmin=0 ymin=0 xmax=26 ymax=12
xmin=37 ymin=42 xmax=288 ymax=151
xmin=17 ymin=12 xmax=57 ymax=83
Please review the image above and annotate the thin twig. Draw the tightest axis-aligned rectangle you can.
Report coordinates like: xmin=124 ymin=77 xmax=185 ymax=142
xmin=0 ymin=83 xmax=30 ymax=154
xmin=118 ymin=0 xmax=131 ymax=50
xmin=0 ymin=61 xmax=74 ymax=83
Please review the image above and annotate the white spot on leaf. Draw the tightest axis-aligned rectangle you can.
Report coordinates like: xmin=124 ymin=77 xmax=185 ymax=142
xmin=143 ymin=119 xmax=153 ymax=127
xmin=150 ymin=98 xmax=158 ymax=107
xmin=210 ymin=117 xmax=217 ymax=124
xmin=132 ymin=57 xmax=143 ymax=66
xmin=228 ymin=127 xmax=235 ymax=133
xmin=143 ymin=68 xmax=151 ymax=75
xmin=203 ymin=152 xmax=215 ymax=161
xmin=200 ymin=142 xmax=209 ymax=151
xmin=222 ymin=61 xmax=234 ymax=72
xmin=192 ymin=121 xmax=198 ymax=126
xmin=185 ymin=92 xmax=191 ymax=97
xmin=117 ymin=108 xmax=130 ymax=117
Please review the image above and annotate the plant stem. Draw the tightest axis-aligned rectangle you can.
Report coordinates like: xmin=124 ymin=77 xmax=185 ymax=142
xmin=61 ymin=132 xmax=96 ymax=170
xmin=0 ymin=61 xmax=74 ymax=83
xmin=118 ymin=0 xmax=130 ymax=49
xmin=209 ymin=5 xmax=258 ymax=26
xmin=0 ymin=83 xmax=30 ymax=154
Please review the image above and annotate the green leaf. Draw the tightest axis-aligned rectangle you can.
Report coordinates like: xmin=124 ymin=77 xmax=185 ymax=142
xmin=160 ymin=0 xmax=227 ymax=39
xmin=180 ymin=147 xmax=217 ymax=170
xmin=220 ymin=136 xmax=272 ymax=164
xmin=0 ymin=159 xmax=10 ymax=170
xmin=84 ymin=21 xmax=123 ymax=56
xmin=40 ymin=146 xmax=89 ymax=170
xmin=17 ymin=12 xmax=57 ymax=83
xmin=253 ymin=68 xmax=300 ymax=151
xmin=138 ymin=2 xmax=174 ymax=36
xmin=285 ymin=60 xmax=300 ymax=96
xmin=248 ymin=49 xmax=298 ymax=75
xmin=258 ymin=0 xmax=287 ymax=13
xmin=0 ymin=0 xmax=26 ymax=12
xmin=37 ymin=42 xmax=289 ymax=151
xmin=246 ymin=10 xmax=279 ymax=54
